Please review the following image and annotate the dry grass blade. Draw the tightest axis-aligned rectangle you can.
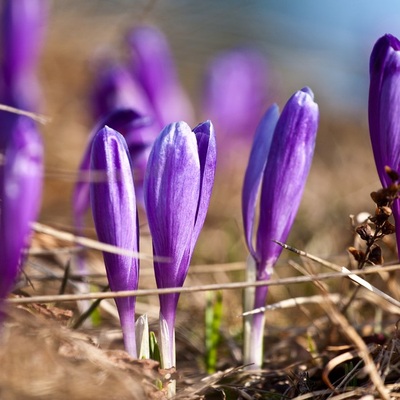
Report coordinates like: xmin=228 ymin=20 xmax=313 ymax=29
xmin=321 ymin=299 xmax=389 ymax=399
xmin=242 ymin=293 xmax=341 ymax=315
xmin=274 ymin=240 xmax=400 ymax=309
xmin=8 ymin=263 xmax=400 ymax=305
xmin=280 ymin=248 xmax=391 ymax=399
xmin=0 ymin=103 xmax=50 ymax=124
xmin=32 ymin=222 xmax=158 ymax=261
xmin=322 ymin=349 xmax=366 ymax=391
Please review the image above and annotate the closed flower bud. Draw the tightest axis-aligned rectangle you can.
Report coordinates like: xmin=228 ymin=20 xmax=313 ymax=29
xmin=90 ymin=126 xmax=139 ymax=357
xmin=242 ymin=87 xmax=318 ymax=368
xmin=144 ymin=120 xmax=216 ymax=372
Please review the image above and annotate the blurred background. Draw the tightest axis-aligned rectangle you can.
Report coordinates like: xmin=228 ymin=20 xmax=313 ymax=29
xmin=40 ymin=0 xmax=400 ymax=257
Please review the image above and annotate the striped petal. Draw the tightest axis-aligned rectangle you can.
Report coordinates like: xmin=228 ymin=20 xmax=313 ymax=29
xmin=242 ymin=104 xmax=279 ymax=258
xmin=144 ymin=121 xmax=200 ymax=291
xmin=90 ymin=126 xmax=139 ymax=357
xmin=256 ymin=88 xmax=318 ymax=278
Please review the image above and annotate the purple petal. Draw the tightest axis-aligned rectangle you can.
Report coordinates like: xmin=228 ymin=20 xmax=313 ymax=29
xmin=369 ymin=34 xmax=400 ymax=186
xmin=202 ymin=48 xmax=268 ymax=140
xmin=242 ymin=104 xmax=279 ymax=258
xmin=1 ymin=0 xmax=48 ymax=110
xmin=73 ymin=109 xmax=148 ymax=233
xmin=256 ymin=88 xmax=318 ymax=278
xmin=0 ymin=115 xmax=43 ymax=299
xmin=144 ymin=122 xmax=200 ymax=291
xmin=90 ymin=126 xmax=139 ymax=357
xmin=369 ymin=34 xmax=400 ymax=260
xmin=127 ymin=25 xmax=194 ymax=127
xmin=378 ymin=50 xmax=400 ymax=183
xmin=191 ymin=120 xmax=217 ymax=252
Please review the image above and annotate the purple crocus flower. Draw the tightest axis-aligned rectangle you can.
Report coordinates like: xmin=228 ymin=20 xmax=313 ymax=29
xmin=203 ymin=48 xmax=268 ymax=142
xmin=127 ymin=26 xmax=194 ymax=129
xmin=242 ymin=88 xmax=318 ymax=368
xmin=0 ymin=0 xmax=48 ymax=110
xmin=90 ymin=126 xmax=139 ymax=357
xmin=368 ymin=34 xmax=400 ymax=255
xmin=0 ymin=114 xmax=43 ymax=302
xmin=144 ymin=121 xmax=216 ymax=371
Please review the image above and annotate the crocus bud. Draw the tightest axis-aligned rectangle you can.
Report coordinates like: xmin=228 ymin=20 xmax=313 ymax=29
xmin=1 ymin=0 xmax=48 ymax=110
xmin=242 ymin=88 xmax=318 ymax=368
xmin=0 ymin=114 xmax=43 ymax=301
xmin=90 ymin=126 xmax=139 ymax=357
xmin=144 ymin=121 xmax=216 ymax=372
xmin=203 ymin=48 xmax=268 ymax=142
xmin=127 ymin=26 xmax=194 ymax=128
xmin=368 ymin=34 xmax=400 ymax=256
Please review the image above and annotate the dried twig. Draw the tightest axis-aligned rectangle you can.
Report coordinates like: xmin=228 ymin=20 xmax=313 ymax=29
xmin=8 ymin=264 xmax=400 ymax=305
xmin=274 ymin=241 xmax=400 ymax=309
xmin=242 ymin=293 xmax=341 ymax=315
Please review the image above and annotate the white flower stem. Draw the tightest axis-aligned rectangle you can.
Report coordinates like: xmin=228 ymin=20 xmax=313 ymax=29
xmin=159 ymin=312 xmax=176 ymax=398
xmin=243 ymin=256 xmax=267 ymax=369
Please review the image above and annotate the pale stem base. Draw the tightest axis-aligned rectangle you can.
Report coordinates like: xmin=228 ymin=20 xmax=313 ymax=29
xmin=119 ymin=306 xmax=137 ymax=358
xmin=243 ymin=256 xmax=268 ymax=369
xmin=159 ymin=312 xmax=176 ymax=398
xmin=135 ymin=314 xmax=150 ymax=359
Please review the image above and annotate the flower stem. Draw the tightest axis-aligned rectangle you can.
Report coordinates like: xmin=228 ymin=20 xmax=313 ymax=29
xmin=243 ymin=257 xmax=268 ymax=369
xmin=118 ymin=300 xmax=137 ymax=358
xmin=243 ymin=285 xmax=268 ymax=369
xmin=159 ymin=310 xmax=176 ymax=398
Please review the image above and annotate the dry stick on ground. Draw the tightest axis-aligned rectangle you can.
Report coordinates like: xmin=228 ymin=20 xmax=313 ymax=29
xmin=274 ymin=241 xmax=400 ymax=309
xmin=275 ymin=242 xmax=390 ymax=399
xmin=30 ymin=223 xmax=400 ymax=306
xmin=8 ymin=264 xmax=400 ymax=306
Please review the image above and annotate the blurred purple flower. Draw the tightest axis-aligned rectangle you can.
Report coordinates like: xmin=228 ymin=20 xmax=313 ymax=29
xmin=369 ymin=34 xmax=400 ymax=257
xmin=90 ymin=61 xmax=154 ymax=124
xmin=242 ymin=88 xmax=318 ymax=368
xmin=0 ymin=114 xmax=43 ymax=301
xmin=90 ymin=126 xmax=139 ymax=357
xmin=203 ymin=48 xmax=268 ymax=142
xmin=127 ymin=25 xmax=194 ymax=128
xmin=0 ymin=0 xmax=48 ymax=110
xmin=144 ymin=120 xmax=216 ymax=369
